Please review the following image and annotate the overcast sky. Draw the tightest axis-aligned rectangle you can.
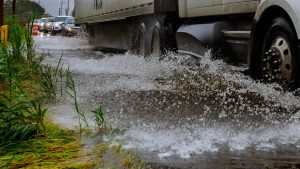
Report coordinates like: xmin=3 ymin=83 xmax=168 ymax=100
xmin=33 ymin=0 xmax=74 ymax=16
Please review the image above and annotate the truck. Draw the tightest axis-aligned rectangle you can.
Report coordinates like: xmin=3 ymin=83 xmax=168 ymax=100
xmin=75 ymin=0 xmax=300 ymax=89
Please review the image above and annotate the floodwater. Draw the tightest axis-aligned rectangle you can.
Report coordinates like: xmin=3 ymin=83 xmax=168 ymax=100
xmin=34 ymin=35 xmax=300 ymax=169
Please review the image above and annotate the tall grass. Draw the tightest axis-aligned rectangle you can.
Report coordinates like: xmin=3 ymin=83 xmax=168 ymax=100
xmin=0 ymin=16 xmax=49 ymax=145
xmin=66 ymin=68 xmax=88 ymax=136
xmin=0 ymin=44 xmax=46 ymax=145
xmin=91 ymin=106 xmax=105 ymax=132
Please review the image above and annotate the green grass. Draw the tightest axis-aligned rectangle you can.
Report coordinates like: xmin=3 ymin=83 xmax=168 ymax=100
xmin=1 ymin=14 xmax=145 ymax=169
xmin=0 ymin=120 xmax=96 ymax=169
xmin=66 ymin=67 xmax=89 ymax=137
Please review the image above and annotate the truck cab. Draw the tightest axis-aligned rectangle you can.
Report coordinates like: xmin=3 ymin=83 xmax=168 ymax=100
xmin=180 ymin=0 xmax=259 ymax=18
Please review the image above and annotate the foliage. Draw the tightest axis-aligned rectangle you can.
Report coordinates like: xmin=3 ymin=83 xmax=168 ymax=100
xmin=40 ymin=53 xmax=64 ymax=99
xmin=66 ymin=68 xmax=88 ymax=136
xmin=0 ymin=16 xmax=53 ymax=145
xmin=4 ymin=0 xmax=45 ymax=19
xmin=91 ymin=106 xmax=105 ymax=130
xmin=0 ymin=120 xmax=96 ymax=169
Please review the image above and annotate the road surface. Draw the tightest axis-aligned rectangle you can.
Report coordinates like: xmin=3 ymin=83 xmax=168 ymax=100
xmin=34 ymin=35 xmax=300 ymax=169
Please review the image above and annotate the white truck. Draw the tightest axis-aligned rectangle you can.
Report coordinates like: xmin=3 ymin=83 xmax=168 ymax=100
xmin=75 ymin=0 xmax=300 ymax=89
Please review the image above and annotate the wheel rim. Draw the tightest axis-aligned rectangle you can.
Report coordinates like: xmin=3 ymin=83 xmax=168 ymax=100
xmin=151 ymin=28 xmax=161 ymax=56
xmin=263 ymin=36 xmax=292 ymax=88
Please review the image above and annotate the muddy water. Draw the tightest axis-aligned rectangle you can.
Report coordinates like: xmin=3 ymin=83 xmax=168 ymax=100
xmin=35 ymin=35 xmax=300 ymax=169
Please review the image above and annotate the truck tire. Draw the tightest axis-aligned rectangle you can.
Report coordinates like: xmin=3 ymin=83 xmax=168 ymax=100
xmin=136 ymin=23 xmax=147 ymax=56
xmin=261 ymin=17 xmax=299 ymax=89
xmin=151 ymin=22 xmax=166 ymax=57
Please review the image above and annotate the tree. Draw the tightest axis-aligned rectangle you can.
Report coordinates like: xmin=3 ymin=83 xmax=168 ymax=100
xmin=4 ymin=0 xmax=45 ymax=19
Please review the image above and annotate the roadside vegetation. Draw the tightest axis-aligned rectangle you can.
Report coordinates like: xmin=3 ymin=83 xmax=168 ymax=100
xmin=0 ymin=15 xmax=145 ymax=169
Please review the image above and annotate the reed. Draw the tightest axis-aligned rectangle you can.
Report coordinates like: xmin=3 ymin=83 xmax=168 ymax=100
xmin=66 ymin=67 xmax=88 ymax=136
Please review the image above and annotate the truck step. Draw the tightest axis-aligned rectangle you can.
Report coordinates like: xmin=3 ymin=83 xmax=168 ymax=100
xmin=222 ymin=30 xmax=251 ymax=39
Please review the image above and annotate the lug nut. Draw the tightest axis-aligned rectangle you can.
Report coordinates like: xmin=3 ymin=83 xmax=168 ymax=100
xmin=274 ymin=69 xmax=282 ymax=74
xmin=276 ymin=75 xmax=282 ymax=80
xmin=271 ymin=76 xmax=276 ymax=81
xmin=273 ymin=60 xmax=281 ymax=65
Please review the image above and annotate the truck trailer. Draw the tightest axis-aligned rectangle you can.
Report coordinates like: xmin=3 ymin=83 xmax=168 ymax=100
xmin=75 ymin=0 xmax=300 ymax=89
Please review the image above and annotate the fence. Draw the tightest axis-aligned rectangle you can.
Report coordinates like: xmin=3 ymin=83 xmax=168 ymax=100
xmin=0 ymin=25 xmax=8 ymax=43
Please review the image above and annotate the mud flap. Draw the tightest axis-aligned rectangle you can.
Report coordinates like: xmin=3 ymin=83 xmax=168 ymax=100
xmin=176 ymin=22 xmax=233 ymax=58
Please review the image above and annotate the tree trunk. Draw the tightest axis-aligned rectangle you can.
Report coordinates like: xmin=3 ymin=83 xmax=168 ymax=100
xmin=12 ymin=0 xmax=16 ymax=15
xmin=0 ymin=0 xmax=3 ymax=26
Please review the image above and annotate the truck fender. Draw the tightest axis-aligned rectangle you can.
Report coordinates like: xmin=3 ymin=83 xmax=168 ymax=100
xmin=248 ymin=0 xmax=300 ymax=86
xmin=255 ymin=0 xmax=300 ymax=39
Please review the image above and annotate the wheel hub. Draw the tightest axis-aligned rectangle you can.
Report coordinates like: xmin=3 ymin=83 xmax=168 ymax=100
xmin=263 ymin=37 xmax=292 ymax=88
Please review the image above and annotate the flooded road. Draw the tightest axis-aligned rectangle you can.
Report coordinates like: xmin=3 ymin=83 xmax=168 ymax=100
xmin=34 ymin=35 xmax=300 ymax=169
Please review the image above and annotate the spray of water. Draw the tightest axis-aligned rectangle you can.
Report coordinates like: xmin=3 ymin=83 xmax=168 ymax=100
xmin=35 ymin=36 xmax=300 ymax=163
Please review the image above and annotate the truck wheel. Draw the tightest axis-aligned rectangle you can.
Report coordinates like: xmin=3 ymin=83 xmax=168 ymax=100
xmin=151 ymin=26 xmax=161 ymax=57
xmin=261 ymin=17 xmax=299 ymax=89
xmin=151 ymin=21 xmax=169 ymax=58
xmin=136 ymin=23 xmax=147 ymax=56
xmin=151 ymin=22 xmax=166 ymax=57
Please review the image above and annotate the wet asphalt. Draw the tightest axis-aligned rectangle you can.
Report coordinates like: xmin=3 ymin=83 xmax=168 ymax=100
xmin=34 ymin=35 xmax=300 ymax=169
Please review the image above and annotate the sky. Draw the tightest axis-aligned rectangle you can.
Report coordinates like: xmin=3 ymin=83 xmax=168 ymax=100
xmin=32 ymin=0 xmax=75 ymax=16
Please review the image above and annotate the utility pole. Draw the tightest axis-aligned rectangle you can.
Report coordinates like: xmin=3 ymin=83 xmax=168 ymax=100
xmin=60 ymin=0 xmax=63 ymax=16
xmin=0 ymin=0 xmax=3 ymax=26
xmin=65 ymin=0 xmax=69 ymax=15
xmin=12 ymin=0 xmax=16 ymax=15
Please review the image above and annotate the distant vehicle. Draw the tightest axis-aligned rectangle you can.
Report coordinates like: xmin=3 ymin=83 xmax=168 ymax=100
xmin=32 ymin=19 xmax=40 ymax=28
xmin=33 ymin=19 xmax=40 ymax=24
xmin=43 ymin=17 xmax=54 ymax=33
xmin=52 ymin=16 xmax=73 ymax=34
xmin=39 ymin=18 xmax=48 ymax=32
xmin=61 ymin=17 xmax=80 ymax=36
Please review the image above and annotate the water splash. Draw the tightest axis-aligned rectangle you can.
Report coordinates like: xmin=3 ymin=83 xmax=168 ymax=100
xmin=119 ymin=121 xmax=300 ymax=159
xmin=37 ymin=36 xmax=300 ymax=166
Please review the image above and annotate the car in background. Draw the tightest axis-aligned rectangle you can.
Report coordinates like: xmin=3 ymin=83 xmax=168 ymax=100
xmin=52 ymin=16 xmax=72 ymax=34
xmin=33 ymin=19 xmax=40 ymax=26
xmin=39 ymin=18 xmax=48 ymax=32
xmin=43 ymin=17 xmax=54 ymax=33
xmin=61 ymin=17 xmax=80 ymax=36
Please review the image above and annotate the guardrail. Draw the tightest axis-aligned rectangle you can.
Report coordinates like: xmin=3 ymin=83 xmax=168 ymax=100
xmin=0 ymin=25 xmax=8 ymax=44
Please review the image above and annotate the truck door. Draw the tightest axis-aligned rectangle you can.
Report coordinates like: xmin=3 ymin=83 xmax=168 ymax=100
xmin=187 ymin=0 xmax=212 ymax=9
xmin=221 ymin=0 xmax=257 ymax=4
